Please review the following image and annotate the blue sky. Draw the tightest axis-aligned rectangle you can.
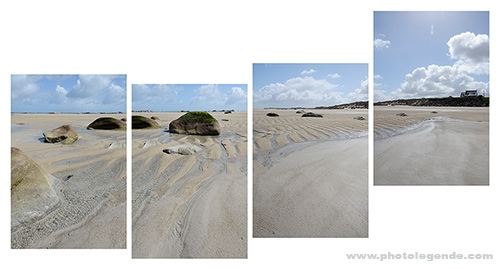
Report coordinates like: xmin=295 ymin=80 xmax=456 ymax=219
xmin=374 ymin=11 xmax=489 ymax=101
xmin=132 ymin=84 xmax=247 ymax=112
xmin=253 ymin=63 xmax=368 ymax=109
xmin=11 ymin=74 xmax=126 ymax=113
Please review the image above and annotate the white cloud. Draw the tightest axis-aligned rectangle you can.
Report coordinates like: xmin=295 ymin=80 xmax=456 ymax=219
xmin=132 ymin=84 xmax=179 ymax=103
xmin=67 ymin=75 xmax=113 ymax=98
xmin=447 ymin=32 xmax=489 ymax=63
xmin=378 ymin=32 xmax=490 ymax=101
xmin=347 ymin=77 xmax=369 ymax=102
xmin=103 ymin=83 xmax=126 ymax=105
xmin=447 ymin=32 xmax=489 ymax=75
xmin=374 ymin=74 xmax=383 ymax=80
xmin=374 ymin=38 xmax=391 ymax=50
xmin=300 ymin=69 xmax=316 ymax=75
xmin=11 ymin=75 xmax=41 ymax=101
xmin=328 ymin=73 xmax=341 ymax=79
xmin=225 ymin=87 xmax=247 ymax=108
xmin=55 ymin=85 xmax=67 ymax=95
xmin=191 ymin=85 xmax=247 ymax=110
xmin=191 ymin=84 xmax=222 ymax=105
xmin=393 ymin=64 xmax=489 ymax=99
xmin=254 ymin=76 xmax=343 ymax=107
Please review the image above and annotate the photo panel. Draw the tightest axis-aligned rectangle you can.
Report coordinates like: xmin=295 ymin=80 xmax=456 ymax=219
xmin=253 ymin=63 xmax=369 ymax=238
xmin=373 ymin=11 xmax=489 ymax=185
xmin=11 ymin=74 xmax=127 ymax=248
xmin=131 ymin=84 xmax=248 ymax=258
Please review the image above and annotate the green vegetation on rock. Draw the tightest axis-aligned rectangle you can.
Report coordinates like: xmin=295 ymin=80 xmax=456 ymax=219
xmin=177 ymin=111 xmax=218 ymax=123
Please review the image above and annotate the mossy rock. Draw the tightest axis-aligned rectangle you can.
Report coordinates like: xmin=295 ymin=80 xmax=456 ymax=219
xmin=87 ymin=117 xmax=126 ymax=130
xmin=132 ymin=115 xmax=161 ymax=129
xmin=176 ymin=111 xmax=218 ymax=123
xmin=169 ymin=111 xmax=221 ymax=135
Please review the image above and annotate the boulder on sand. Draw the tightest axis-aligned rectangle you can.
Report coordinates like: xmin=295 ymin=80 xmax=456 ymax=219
xmin=302 ymin=112 xmax=323 ymax=118
xmin=266 ymin=112 xmax=279 ymax=117
xmin=169 ymin=111 xmax=221 ymax=135
xmin=43 ymin=125 xmax=78 ymax=144
xmin=163 ymin=145 xmax=202 ymax=155
xmin=11 ymin=147 xmax=60 ymax=227
xmin=132 ymin=116 xmax=161 ymax=129
xmin=87 ymin=117 xmax=126 ymax=130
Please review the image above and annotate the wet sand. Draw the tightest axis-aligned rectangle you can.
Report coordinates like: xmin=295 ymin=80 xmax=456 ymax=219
xmin=374 ymin=106 xmax=489 ymax=185
xmin=11 ymin=113 xmax=126 ymax=249
xmin=131 ymin=112 xmax=247 ymax=258
xmin=253 ymin=109 xmax=368 ymax=237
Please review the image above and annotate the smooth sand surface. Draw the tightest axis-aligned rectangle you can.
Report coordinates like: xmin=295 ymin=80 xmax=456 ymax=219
xmin=131 ymin=112 xmax=247 ymax=258
xmin=374 ymin=106 xmax=489 ymax=185
xmin=253 ymin=109 xmax=368 ymax=237
xmin=11 ymin=113 xmax=126 ymax=249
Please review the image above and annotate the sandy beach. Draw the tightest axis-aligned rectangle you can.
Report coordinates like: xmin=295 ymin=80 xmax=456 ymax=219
xmin=374 ymin=106 xmax=489 ymax=185
xmin=11 ymin=113 xmax=127 ymax=249
xmin=253 ymin=109 xmax=368 ymax=237
xmin=131 ymin=111 xmax=247 ymax=258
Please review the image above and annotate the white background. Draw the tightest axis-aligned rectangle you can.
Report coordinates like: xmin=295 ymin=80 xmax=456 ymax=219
xmin=1 ymin=1 xmax=498 ymax=268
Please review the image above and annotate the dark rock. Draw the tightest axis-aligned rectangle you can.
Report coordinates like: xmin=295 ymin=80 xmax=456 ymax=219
xmin=169 ymin=111 xmax=221 ymax=135
xmin=302 ymin=112 xmax=323 ymax=118
xmin=224 ymin=111 xmax=232 ymax=114
xmin=43 ymin=125 xmax=78 ymax=144
xmin=87 ymin=117 xmax=126 ymax=130
xmin=151 ymin=116 xmax=160 ymax=120
xmin=396 ymin=113 xmax=407 ymax=117
xmin=132 ymin=116 xmax=161 ymax=129
xmin=296 ymin=110 xmax=305 ymax=114
xmin=266 ymin=113 xmax=279 ymax=117
xmin=354 ymin=116 xmax=366 ymax=120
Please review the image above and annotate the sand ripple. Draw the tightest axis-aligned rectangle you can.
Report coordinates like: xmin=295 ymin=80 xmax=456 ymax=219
xmin=253 ymin=109 xmax=368 ymax=152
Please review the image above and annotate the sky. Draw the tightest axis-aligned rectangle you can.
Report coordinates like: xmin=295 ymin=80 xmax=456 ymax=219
xmin=11 ymin=74 xmax=126 ymax=113
xmin=253 ymin=63 xmax=368 ymax=109
xmin=374 ymin=11 xmax=489 ymax=102
xmin=132 ymin=84 xmax=247 ymax=112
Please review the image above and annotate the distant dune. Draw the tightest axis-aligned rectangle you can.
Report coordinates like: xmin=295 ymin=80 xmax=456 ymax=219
xmin=375 ymin=96 xmax=489 ymax=107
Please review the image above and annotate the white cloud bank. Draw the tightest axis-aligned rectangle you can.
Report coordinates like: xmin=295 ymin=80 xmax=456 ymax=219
xmin=12 ymin=75 xmax=126 ymax=112
xmin=254 ymin=76 xmax=367 ymax=108
xmin=376 ymin=32 xmax=489 ymax=101
xmin=191 ymin=85 xmax=247 ymax=110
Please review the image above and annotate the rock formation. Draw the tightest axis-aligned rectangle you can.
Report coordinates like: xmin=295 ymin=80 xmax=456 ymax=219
xmin=169 ymin=112 xmax=221 ymax=135
xmin=11 ymin=147 xmax=60 ymax=227
xmin=132 ymin=116 xmax=161 ymax=129
xmin=43 ymin=125 xmax=78 ymax=144
xmin=302 ymin=112 xmax=323 ymax=118
xmin=87 ymin=117 xmax=126 ymax=130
